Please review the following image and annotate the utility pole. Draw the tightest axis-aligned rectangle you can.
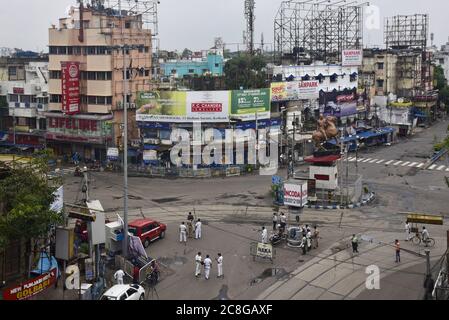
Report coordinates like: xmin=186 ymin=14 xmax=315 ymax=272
xmin=119 ymin=0 xmax=129 ymax=259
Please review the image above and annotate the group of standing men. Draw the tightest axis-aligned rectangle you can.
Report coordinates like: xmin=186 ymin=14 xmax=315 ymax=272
xmin=195 ymin=252 xmax=224 ymax=280
xmin=179 ymin=212 xmax=202 ymax=244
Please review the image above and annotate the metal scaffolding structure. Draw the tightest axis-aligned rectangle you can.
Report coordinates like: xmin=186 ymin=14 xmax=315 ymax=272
xmin=384 ymin=14 xmax=429 ymax=50
xmin=244 ymin=0 xmax=256 ymax=55
xmin=274 ymin=0 xmax=365 ymax=65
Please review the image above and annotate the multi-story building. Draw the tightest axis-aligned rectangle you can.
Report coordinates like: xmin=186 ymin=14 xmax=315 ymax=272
xmin=0 ymin=55 xmax=49 ymax=150
xmin=46 ymin=3 xmax=152 ymax=162
xmin=161 ymin=52 xmax=224 ymax=79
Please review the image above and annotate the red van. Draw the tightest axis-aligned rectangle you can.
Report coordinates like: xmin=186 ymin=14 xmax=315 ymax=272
xmin=128 ymin=219 xmax=167 ymax=248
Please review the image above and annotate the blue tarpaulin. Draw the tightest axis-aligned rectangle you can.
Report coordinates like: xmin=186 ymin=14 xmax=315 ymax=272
xmin=31 ymin=251 xmax=60 ymax=277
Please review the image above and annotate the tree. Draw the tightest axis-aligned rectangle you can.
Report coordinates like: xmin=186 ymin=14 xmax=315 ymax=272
xmin=434 ymin=65 xmax=449 ymax=106
xmin=0 ymin=150 xmax=62 ymax=266
xmin=223 ymin=54 xmax=267 ymax=90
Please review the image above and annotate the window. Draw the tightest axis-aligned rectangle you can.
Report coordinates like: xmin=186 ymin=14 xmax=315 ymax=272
xmin=57 ymin=46 xmax=67 ymax=55
xmin=119 ymin=294 xmax=127 ymax=301
xmin=97 ymin=72 xmax=106 ymax=81
xmin=97 ymin=47 xmax=106 ymax=55
xmin=126 ymin=288 xmax=137 ymax=297
xmin=106 ymin=96 xmax=112 ymax=105
xmin=142 ymin=225 xmax=152 ymax=234
xmin=376 ymin=79 xmax=384 ymax=88
xmin=49 ymin=46 xmax=57 ymax=55
xmin=87 ymin=46 xmax=96 ymax=55
xmin=8 ymin=94 xmax=19 ymax=102
xmin=88 ymin=96 xmax=97 ymax=104
xmin=125 ymin=22 xmax=131 ymax=29
xmin=21 ymin=95 xmax=32 ymax=103
xmin=144 ymin=47 xmax=150 ymax=53
xmin=96 ymin=96 xmax=106 ymax=105
xmin=50 ymin=94 xmax=62 ymax=103
xmin=138 ymin=47 xmax=144 ymax=53
xmin=8 ymin=67 xmax=17 ymax=76
xmin=50 ymin=71 xmax=61 ymax=79
xmin=377 ymin=62 xmax=384 ymax=70
xmin=73 ymin=46 xmax=82 ymax=55
xmin=188 ymin=69 xmax=195 ymax=73
xmin=87 ymin=72 xmax=96 ymax=80
xmin=171 ymin=69 xmax=177 ymax=74
xmin=144 ymin=69 xmax=150 ymax=77
xmin=67 ymin=46 xmax=73 ymax=55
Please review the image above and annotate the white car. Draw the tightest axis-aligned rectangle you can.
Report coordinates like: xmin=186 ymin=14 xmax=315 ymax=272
xmin=100 ymin=284 xmax=146 ymax=300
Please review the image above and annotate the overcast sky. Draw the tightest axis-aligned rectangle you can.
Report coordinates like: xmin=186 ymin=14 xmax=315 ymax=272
xmin=0 ymin=0 xmax=447 ymax=52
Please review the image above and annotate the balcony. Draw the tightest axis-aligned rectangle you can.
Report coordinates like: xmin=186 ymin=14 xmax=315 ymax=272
xmin=9 ymin=103 xmax=38 ymax=118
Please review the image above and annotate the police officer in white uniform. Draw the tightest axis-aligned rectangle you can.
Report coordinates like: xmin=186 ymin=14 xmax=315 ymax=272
xmin=179 ymin=222 xmax=187 ymax=244
xmin=203 ymin=255 xmax=212 ymax=280
xmin=195 ymin=252 xmax=202 ymax=277
xmin=216 ymin=253 xmax=223 ymax=278
xmin=114 ymin=269 xmax=125 ymax=285
xmin=261 ymin=226 xmax=268 ymax=244
xmin=195 ymin=219 xmax=202 ymax=239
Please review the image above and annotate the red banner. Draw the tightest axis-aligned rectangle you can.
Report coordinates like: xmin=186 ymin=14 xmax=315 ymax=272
xmin=61 ymin=61 xmax=80 ymax=115
xmin=2 ymin=268 xmax=57 ymax=300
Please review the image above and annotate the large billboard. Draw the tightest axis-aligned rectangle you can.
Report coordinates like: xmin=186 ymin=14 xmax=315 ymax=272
xmin=2 ymin=268 xmax=58 ymax=300
xmin=61 ymin=61 xmax=80 ymax=115
xmin=136 ymin=89 xmax=271 ymax=123
xmin=271 ymin=80 xmax=320 ymax=102
xmin=342 ymin=49 xmax=363 ymax=67
xmin=230 ymin=89 xmax=271 ymax=121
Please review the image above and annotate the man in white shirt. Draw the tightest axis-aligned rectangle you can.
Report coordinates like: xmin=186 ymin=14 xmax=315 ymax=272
xmin=279 ymin=213 xmax=287 ymax=232
xmin=422 ymin=226 xmax=430 ymax=246
xmin=203 ymin=255 xmax=213 ymax=280
xmin=405 ymin=221 xmax=411 ymax=241
xmin=179 ymin=222 xmax=187 ymax=245
xmin=195 ymin=252 xmax=202 ymax=277
xmin=216 ymin=253 xmax=223 ymax=278
xmin=114 ymin=269 xmax=125 ymax=285
xmin=261 ymin=226 xmax=268 ymax=244
xmin=272 ymin=213 xmax=278 ymax=231
xmin=195 ymin=219 xmax=202 ymax=239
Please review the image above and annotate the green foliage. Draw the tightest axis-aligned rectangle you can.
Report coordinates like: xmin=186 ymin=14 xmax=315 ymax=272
xmin=0 ymin=150 xmax=62 ymax=248
xmin=434 ymin=65 xmax=449 ymax=106
xmin=224 ymin=54 xmax=267 ymax=90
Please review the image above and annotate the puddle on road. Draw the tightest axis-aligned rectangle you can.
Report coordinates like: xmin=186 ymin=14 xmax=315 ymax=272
xmin=250 ymin=268 xmax=287 ymax=286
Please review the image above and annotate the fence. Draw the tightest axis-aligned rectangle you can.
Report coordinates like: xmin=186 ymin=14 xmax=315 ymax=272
xmin=127 ymin=165 xmax=252 ymax=179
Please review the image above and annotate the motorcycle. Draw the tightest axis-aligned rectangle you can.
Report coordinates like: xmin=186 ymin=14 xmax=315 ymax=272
xmin=269 ymin=232 xmax=286 ymax=246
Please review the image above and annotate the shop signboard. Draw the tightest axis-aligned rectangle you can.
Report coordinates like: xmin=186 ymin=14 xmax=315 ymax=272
xmin=186 ymin=91 xmax=229 ymax=122
xmin=107 ymin=148 xmax=119 ymax=161
xmin=2 ymin=268 xmax=57 ymax=300
xmin=283 ymin=181 xmax=308 ymax=208
xmin=61 ymin=61 xmax=80 ymax=115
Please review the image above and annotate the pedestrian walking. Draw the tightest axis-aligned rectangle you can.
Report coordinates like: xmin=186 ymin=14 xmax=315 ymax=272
xmin=405 ymin=221 xmax=411 ymax=241
xmin=351 ymin=234 xmax=359 ymax=253
xmin=272 ymin=213 xmax=278 ymax=231
xmin=203 ymin=255 xmax=212 ymax=280
xmin=422 ymin=226 xmax=430 ymax=246
xmin=114 ymin=269 xmax=125 ymax=285
xmin=216 ymin=253 xmax=223 ymax=279
xmin=279 ymin=212 xmax=287 ymax=232
xmin=261 ymin=226 xmax=268 ymax=244
xmin=179 ymin=222 xmax=187 ymax=245
xmin=312 ymin=226 xmax=320 ymax=249
xmin=195 ymin=252 xmax=202 ymax=277
xmin=195 ymin=219 xmax=202 ymax=239
xmin=301 ymin=235 xmax=307 ymax=255
xmin=306 ymin=229 xmax=312 ymax=250
xmin=395 ymin=240 xmax=401 ymax=263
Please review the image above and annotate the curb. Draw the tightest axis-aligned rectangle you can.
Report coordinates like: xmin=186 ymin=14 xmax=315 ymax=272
xmin=306 ymin=192 xmax=376 ymax=210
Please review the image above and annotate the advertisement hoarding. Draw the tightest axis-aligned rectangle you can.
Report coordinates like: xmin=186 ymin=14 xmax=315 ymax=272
xmin=107 ymin=147 xmax=119 ymax=161
xmin=2 ymin=269 xmax=57 ymax=300
xmin=230 ymin=89 xmax=271 ymax=121
xmin=271 ymin=81 xmax=319 ymax=102
xmin=61 ymin=62 xmax=80 ymax=115
xmin=136 ymin=90 xmax=271 ymax=123
xmin=283 ymin=182 xmax=308 ymax=208
xmin=342 ymin=49 xmax=363 ymax=67
xmin=323 ymin=102 xmax=357 ymax=118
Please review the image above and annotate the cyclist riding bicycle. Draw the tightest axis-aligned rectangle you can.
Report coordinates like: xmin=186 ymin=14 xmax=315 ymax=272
xmin=421 ymin=226 xmax=430 ymax=246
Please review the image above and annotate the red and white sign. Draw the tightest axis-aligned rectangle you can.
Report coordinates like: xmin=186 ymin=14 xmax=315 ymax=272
xmin=61 ymin=61 xmax=80 ymax=115
xmin=342 ymin=49 xmax=363 ymax=67
xmin=283 ymin=182 xmax=308 ymax=208
xmin=298 ymin=80 xmax=320 ymax=99
xmin=186 ymin=91 xmax=229 ymax=122
xmin=2 ymin=268 xmax=57 ymax=300
xmin=13 ymin=87 xmax=25 ymax=94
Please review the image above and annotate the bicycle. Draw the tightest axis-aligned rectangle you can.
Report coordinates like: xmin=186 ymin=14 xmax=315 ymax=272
xmin=411 ymin=233 xmax=435 ymax=247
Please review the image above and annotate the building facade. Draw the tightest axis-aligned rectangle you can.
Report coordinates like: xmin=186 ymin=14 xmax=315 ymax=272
xmin=161 ymin=53 xmax=224 ymax=79
xmin=46 ymin=4 xmax=152 ymax=162
xmin=0 ymin=56 xmax=49 ymax=150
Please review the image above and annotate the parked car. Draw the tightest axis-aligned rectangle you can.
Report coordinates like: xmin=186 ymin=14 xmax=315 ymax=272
xmin=100 ymin=284 xmax=145 ymax=300
xmin=128 ymin=219 xmax=167 ymax=248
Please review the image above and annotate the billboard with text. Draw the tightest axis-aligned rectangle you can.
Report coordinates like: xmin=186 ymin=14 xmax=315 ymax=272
xmin=271 ymin=80 xmax=320 ymax=102
xmin=61 ymin=61 xmax=80 ymax=115
xmin=230 ymin=89 xmax=271 ymax=121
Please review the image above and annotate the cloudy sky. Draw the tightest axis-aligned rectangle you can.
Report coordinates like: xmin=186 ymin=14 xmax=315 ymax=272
xmin=0 ymin=0 xmax=447 ymax=52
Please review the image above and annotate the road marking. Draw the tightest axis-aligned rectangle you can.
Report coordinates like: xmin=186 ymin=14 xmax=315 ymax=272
xmin=393 ymin=161 xmax=403 ymax=166
xmin=401 ymin=162 xmax=410 ymax=166
xmin=376 ymin=160 xmax=385 ymax=164
xmin=416 ymin=163 xmax=424 ymax=168
xmin=348 ymin=157 xmax=356 ymax=162
xmin=385 ymin=160 xmax=394 ymax=165
xmin=362 ymin=158 xmax=372 ymax=163
xmin=437 ymin=165 xmax=446 ymax=171
xmin=429 ymin=164 xmax=437 ymax=170
xmin=408 ymin=162 xmax=418 ymax=167
xmin=369 ymin=159 xmax=378 ymax=163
